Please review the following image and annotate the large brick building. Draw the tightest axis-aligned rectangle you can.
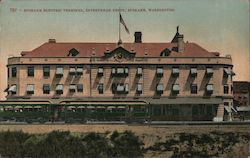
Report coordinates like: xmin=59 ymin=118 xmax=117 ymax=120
xmin=1 ymin=27 xmax=235 ymax=121
xmin=233 ymin=81 xmax=250 ymax=119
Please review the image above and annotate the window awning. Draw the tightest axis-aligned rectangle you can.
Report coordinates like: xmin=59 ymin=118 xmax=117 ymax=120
xmin=137 ymin=67 xmax=142 ymax=74
xmin=157 ymin=84 xmax=164 ymax=91
xmin=117 ymin=85 xmax=124 ymax=91
xmin=56 ymin=67 xmax=63 ymax=75
xmin=26 ymin=85 xmax=34 ymax=92
xmin=125 ymin=84 xmax=129 ymax=92
xmin=224 ymin=68 xmax=231 ymax=75
xmin=172 ymin=84 xmax=180 ymax=91
xmin=56 ymin=85 xmax=63 ymax=91
xmin=69 ymin=67 xmax=76 ymax=73
xmin=137 ymin=84 xmax=142 ymax=91
xmin=206 ymin=68 xmax=213 ymax=74
xmin=231 ymin=106 xmax=237 ymax=113
xmin=112 ymin=68 xmax=116 ymax=74
xmin=76 ymin=67 xmax=83 ymax=74
xmin=117 ymin=68 xmax=124 ymax=74
xmin=98 ymin=67 xmax=103 ymax=73
xmin=8 ymin=85 xmax=17 ymax=92
xmin=125 ymin=68 xmax=129 ymax=74
xmin=224 ymin=106 xmax=231 ymax=113
xmin=190 ymin=68 xmax=197 ymax=74
xmin=69 ymin=85 xmax=76 ymax=90
xmin=172 ymin=68 xmax=179 ymax=74
xmin=157 ymin=68 xmax=163 ymax=74
xmin=231 ymin=70 xmax=236 ymax=76
xmin=206 ymin=85 xmax=213 ymax=91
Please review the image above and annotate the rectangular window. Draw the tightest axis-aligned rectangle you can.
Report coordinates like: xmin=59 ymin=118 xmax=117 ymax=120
xmin=69 ymin=84 xmax=76 ymax=93
xmin=156 ymin=84 xmax=164 ymax=94
xmin=206 ymin=84 xmax=213 ymax=94
xmin=43 ymin=84 xmax=50 ymax=94
xmin=117 ymin=67 xmax=124 ymax=74
xmin=12 ymin=67 xmax=17 ymax=78
xmin=69 ymin=67 xmax=76 ymax=75
xmin=76 ymin=67 xmax=83 ymax=75
xmin=56 ymin=67 xmax=63 ymax=77
xmin=77 ymin=84 xmax=83 ymax=92
xmin=156 ymin=67 xmax=163 ymax=77
xmin=125 ymin=83 xmax=129 ymax=93
xmin=137 ymin=67 xmax=142 ymax=76
xmin=111 ymin=67 xmax=116 ymax=75
xmin=124 ymin=67 xmax=129 ymax=75
xmin=190 ymin=67 xmax=197 ymax=76
xmin=43 ymin=66 xmax=50 ymax=77
xmin=98 ymin=83 xmax=103 ymax=94
xmin=98 ymin=67 xmax=104 ymax=76
xmin=27 ymin=66 xmax=34 ymax=77
xmin=223 ymin=67 xmax=231 ymax=77
xmin=172 ymin=84 xmax=180 ymax=94
xmin=56 ymin=84 xmax=63 ymax=94
xmin=190 ymin=84 xmax=197 ymax=94
xmin=136 ymin=83 xmax=142 ymax=93
xmin=172 ymin=67 xmax=179 ymax=76
xmin=8 ymin=68 xmax=10 ymax=78
xmin=26 ymin=84 xmax=34 ymax=94
xmin=224 ymin=84 xmax=229 ymax=94
xmin=206 ymin=67 xmax=213 ymax=76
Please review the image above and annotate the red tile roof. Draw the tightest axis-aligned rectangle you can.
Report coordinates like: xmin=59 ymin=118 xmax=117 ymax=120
xmin=21 ymin=42 xmax=216 ymax=57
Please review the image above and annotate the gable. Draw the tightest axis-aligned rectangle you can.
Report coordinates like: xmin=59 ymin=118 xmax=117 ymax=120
xmin=103 ymin=46 xmax=135 ymax=58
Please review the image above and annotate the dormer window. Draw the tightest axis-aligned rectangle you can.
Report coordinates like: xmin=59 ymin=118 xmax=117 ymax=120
xmin=160 ymin=48 xmax=171 ymax=57
xmin=68 ymin=48 xmax=79 ymax=57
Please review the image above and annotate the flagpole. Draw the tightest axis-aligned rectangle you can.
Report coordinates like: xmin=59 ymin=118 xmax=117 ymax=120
xmin=119 ymin=8 xmax=121 ymax=42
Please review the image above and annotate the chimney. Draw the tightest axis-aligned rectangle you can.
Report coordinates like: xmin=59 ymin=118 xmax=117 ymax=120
xmin=48 ymin=39 xmax=56 ymax=43
xmin=134 ymin=32 xmax=142 ymax=43
xmin=177 ymin=34 xmax=184 ymax=53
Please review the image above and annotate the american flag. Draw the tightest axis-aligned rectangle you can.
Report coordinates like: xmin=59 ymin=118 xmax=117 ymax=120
xmin=120 ymin=13 xmax=130 ymax=34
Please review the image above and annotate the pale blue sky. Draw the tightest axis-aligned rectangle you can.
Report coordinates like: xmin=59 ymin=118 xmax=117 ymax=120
xmin=0 ymin=0 xmax=249 ymax=99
